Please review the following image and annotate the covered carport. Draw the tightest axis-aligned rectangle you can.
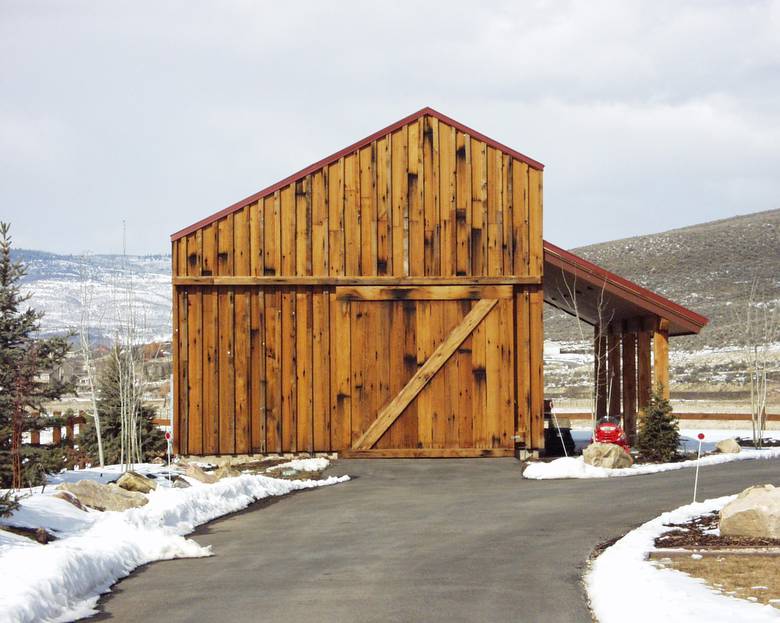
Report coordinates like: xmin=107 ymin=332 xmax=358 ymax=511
xmin=542 ymin=241 xmax=708 ymax=441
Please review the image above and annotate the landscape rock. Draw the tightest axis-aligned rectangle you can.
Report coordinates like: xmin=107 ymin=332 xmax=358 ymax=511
xmin=720 ymin=484 xmax=780 ymax=539
xmin=58 ymin=480 xmax=148 ymax=512
xmin=214 ymin=465 xmax=242 ymax=480
xmin=52 ymin=490 xmax=86 ymax=511
xmin=715 ymin=438 xmax=741 ymax=454
xmin=116 ymin=471 xmax=157 ymax=494
xmin=180 ymin=463 xmax=217 ymax=484
xmin=172 ymin=476 xmax=191 ymax=488
xmin=151 ymin=457 xmax=165 ymax=465
xmin=583 ymin=443 xmax=634 ymax=469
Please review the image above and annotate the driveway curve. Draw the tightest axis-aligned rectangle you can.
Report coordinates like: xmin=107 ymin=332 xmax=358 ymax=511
xmin=95 ymin=458 xmax=780 ymax=622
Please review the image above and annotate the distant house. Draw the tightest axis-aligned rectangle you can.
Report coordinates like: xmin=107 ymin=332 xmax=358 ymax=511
xmin=170 ymin=108 xmax=707 ymax=458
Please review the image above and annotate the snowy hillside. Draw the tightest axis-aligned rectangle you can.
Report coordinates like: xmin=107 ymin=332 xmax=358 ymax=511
xmin=14 ymin=250 xmax=171 ymax=343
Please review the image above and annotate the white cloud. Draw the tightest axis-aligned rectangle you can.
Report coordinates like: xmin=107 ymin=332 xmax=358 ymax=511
xmin=0 ymin=0 xmax=778 ymax=253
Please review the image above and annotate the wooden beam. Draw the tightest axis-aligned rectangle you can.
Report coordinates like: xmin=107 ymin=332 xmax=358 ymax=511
xmin=173 ymin=275 xmax=540 ymax=287
xmin=654 ymin=318 xmax=670 ymax=399
xmin=340 ymin=447 xmax=515 ymax=458
xmin=594 ymin=326 xmax=607 ymax=418
xmin=335 ymin=285 xmax=513 ymax=301
xmin=352 ymin=298 xmax=498 ymax=450
xmin=621 ymin=331 xmax=637 ymax=444
xmin=637 ymin=329 xmax=652 ymax=413
xmin=607 ymin=334 xmax=621 ymax=417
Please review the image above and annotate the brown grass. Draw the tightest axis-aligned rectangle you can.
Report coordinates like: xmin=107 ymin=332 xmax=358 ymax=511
xmin=653 ymin=554 xmax=780 ymax=608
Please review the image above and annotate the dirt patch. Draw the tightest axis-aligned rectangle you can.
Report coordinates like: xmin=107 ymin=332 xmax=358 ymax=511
xmin=656 ymin=512 xmax=780 ymax=549
xmin=653 ymin=554 xmax=780 ymax=608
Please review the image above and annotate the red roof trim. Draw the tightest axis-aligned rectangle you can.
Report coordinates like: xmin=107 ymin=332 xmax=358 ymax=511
xmin=171 ymin=107 xmax=544 ymax=241
xmin=543 ymin=240 xmax=709 ymax=334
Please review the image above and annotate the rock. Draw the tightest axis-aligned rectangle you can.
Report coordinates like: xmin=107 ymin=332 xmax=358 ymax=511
xmin=214 ymin=465 xmax=241 ymax=480
xmin=34 ymin=528 xmax=49 ymax=544
xmin=58 ymin=480 xmax=148 ymax=512
xmin=172 ymin=476 xmax=191 ymax=488
xmin=583 ymin=442 xmax=634 ymax=469
xmin=116 ymin=471 xmax=157 ymax=494
xmin=715 ymin=438 xmax=741 ymax=454
xmin=720 ymin=484 xmax=780 ymax=539
xmin=53 ymin=490 xmax=86 ymax=511
xmin=180 ymin=463 xmax=217 ymax=484
xmin=151 ymin=457 xmax=165 ymax=465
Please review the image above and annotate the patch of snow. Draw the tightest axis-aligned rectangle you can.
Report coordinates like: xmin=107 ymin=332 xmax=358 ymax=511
xmin=0 ymin=462 xmax=349 ymax=623
xmin=586 ymin=495 xmax=780 ymax=623
xmin=523 ymin=448 xmax=780 ymax=480
xmin=267 ymin=458 xmax=330 ymax=472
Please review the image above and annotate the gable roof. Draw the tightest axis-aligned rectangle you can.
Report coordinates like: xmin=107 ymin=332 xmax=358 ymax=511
xmin=171 ymin=107 xmax=544 ymax=241
xmin=543 ymin=241 xmax=709 ymax=336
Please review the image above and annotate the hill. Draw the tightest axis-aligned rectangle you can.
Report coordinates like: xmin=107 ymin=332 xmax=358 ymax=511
xmin=545 ymin=208 xmax=780 ymax=350
xmin=13 ymin=249 xmax=170 ymax=343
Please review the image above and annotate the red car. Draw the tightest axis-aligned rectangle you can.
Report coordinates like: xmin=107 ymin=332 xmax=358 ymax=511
xmin=592 ymin=415 xmax=630 ymax=452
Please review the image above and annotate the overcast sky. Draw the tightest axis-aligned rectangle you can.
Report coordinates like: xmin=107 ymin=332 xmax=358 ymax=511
xmin=1 ymin=1 xmax=778 ymax=255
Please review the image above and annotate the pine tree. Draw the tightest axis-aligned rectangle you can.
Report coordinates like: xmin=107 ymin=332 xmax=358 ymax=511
xmin=0 ymin=222 xmax=72 ymax=487
xmin=636 ymin=387 xmax=680 ymax=463
xmin=78 ymin=351 xmax=166 ymax=465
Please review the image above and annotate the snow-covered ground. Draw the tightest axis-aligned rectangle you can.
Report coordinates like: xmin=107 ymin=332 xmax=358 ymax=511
xmin=525 ymin=430 xmax=780 ymax=480
xmin=524 ymin=447 xmax=780 ymax=479
xmin=586 ymin=495 xmax=780 ymax=623
xmin=0 ymin=461 xmax=349 ymax=623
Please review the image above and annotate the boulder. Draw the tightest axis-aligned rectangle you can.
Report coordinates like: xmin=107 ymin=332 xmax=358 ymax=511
xmin=180 ymin=463 xmax=217 ymax=484
xmin=720 ymin=484 xmax=780 ymax=539
xmin=58 ymin=480 xmax=148 ymax=512
xmin=172 ymin=476 xmax=191 ymax=488
xmin=52 ymin=490 xmax=86 ymax=511
xmin=151 ymin=457 xmax=165 ymax=465
xmin=116 ymin=471 xmax=157 ymax=494
xmin=583 ymin=442 xmax=634 ymax=469
xmin=715 ymin=438 xmax=741 ymax=454
xmin=214 ymin=465 xmax=241 ymax=480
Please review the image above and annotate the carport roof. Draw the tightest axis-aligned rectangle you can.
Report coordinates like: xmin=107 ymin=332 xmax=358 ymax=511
xmin=543 ymin=241 xmax=708 ymax=336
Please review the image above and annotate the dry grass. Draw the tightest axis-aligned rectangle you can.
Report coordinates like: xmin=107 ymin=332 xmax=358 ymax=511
xmin=653 ymin=554 xmax=780 ymax=608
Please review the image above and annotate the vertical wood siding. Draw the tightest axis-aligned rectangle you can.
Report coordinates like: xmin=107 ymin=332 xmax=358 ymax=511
xmin=172 ymin=114 xmax=544 ymax=454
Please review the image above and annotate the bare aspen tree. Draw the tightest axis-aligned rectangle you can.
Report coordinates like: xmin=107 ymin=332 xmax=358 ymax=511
xmin=557 ymin=270 xmax=615 ymax=428
xmin=738 ymin=277 xmax=779 ymax=448
xmin=77 ymin=255 xmax=104 ymax=467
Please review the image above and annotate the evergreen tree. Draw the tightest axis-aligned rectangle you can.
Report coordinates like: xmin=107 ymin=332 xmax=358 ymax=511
xmin=0 ymin=223 xmax=72 ymax=487
xmin=636 ymin=387 xmax=680 ymax=463
xmin=78 ymin=351 xmax=166 ymax=465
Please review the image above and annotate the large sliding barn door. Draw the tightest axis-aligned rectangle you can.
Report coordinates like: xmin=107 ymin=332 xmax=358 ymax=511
xmin=333 ymin=286 xmax=516 ymax=457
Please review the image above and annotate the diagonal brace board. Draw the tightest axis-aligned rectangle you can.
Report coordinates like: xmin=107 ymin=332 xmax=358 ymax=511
xmin=352 ymin=298 xmax=499 ymax=450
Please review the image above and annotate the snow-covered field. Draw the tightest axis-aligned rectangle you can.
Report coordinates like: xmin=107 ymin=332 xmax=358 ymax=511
xmin=586 ymin=495 xmax=780 ymax=623
xmin=0 ymin=462 xmax=349 ymax=623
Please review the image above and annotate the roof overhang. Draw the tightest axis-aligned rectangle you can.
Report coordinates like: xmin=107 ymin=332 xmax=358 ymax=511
xmin=543 ymin=241 xmax=708 ymax=336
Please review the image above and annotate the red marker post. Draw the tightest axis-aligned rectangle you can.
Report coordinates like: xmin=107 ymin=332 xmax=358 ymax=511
xmin=693 ymin=433 xmax=705 ymax=503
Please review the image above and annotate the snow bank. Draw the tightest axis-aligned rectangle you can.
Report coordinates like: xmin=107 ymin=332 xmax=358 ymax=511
xmin=586 ymin=495 xmax=780 ymax=622
xmin=0 ymin=465 xmax=349 ymax=623
xmin=268 ymin=457 xmax=330 ymax=472
xmin=523 ymin=447 xmax=780 ymax=480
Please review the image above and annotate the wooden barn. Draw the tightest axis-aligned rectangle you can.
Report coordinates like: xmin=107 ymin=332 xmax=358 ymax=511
xmin=170 ymin=108 xmax=707 ymax=458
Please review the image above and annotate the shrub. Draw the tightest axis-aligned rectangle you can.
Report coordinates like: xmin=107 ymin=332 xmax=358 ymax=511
xmin=636 ymin=387 xmax=680 ymax=463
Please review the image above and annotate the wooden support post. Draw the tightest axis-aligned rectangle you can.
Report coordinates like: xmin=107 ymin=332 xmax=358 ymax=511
xmin=65 ymin=416 xmax=74 ymax=445
xmin=30 ymin=429 xmax=40 ymax=445
xmin=529 ymin=286 xmax=545 ymax=450
xmin=52 ymin=425 xmax=62 ymax=445
xmin=607 ymin=332 xmax=621 ymax=417
xmin=653 ymin=318 xmax=670 ymax=399
xmin=621 ymin=331 xmax=637 ymax=444
xmin=594 ymin=326 xmax=607 ymax=418
xmin=636 ymin=327 xmax=652 ymax=415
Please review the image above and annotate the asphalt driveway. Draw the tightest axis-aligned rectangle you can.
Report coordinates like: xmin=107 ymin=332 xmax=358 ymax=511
xmin=95 ymin=458 xmax=780 ymax=622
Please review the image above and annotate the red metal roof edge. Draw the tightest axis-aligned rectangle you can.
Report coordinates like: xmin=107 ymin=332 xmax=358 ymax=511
xmin=171 ymin=107 xmax=545 ymax=241
xmin=543 ymin=240 xmax=709 ymax=332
